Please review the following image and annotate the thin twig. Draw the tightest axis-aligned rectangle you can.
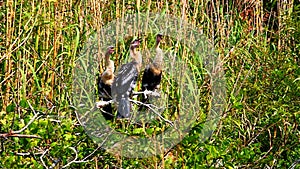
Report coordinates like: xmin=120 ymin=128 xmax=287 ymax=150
xmin=289 ymin=159 xmax=300 ymax=169
xmin=0 ymin=133 xmax=42 ymax=139
xmin=0 ymin=71 xmax=15 ymax=86
xmin=11 ymin=16 xmax=37 ymax=53
xmin=0 ymin=54 xmax=6 ymax=63
xmin=15 ymin=151 xmax=44 ymax=156
xmin=12 ymin=100 xmax=39 ymax=134
xmin=247 ymin=122 xmax=279 ymax=146
xmin=0 ymin=100 xmax=42 ymax=138
xmin=61 ymin=130 xmax=113 ymax=167
xmin=16 ymin=152 xmax=31 ymax=156
xmin=133 ymin=90 xmax=161 ymax=98
xmin=62 ymin=147 xmax=78 ymax=168
xmin=72 ymin=108 xmax=84 ymax=127
xmin=129 ymin=99 xmax=173 ymax=126
xmin=40 ymin=149 xmax=49 ymax=169
xmin=95 ymin=100 xmax=114 ymax=108
xmin=99 ymin=109 xmax=115 ymax=117
xmin=83 ymin=129 xmax=113 ymax=161
xmin=82 ymin=145 xmax=101 ymax=161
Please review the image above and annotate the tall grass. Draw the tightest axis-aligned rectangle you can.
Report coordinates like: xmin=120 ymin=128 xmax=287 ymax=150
xmin=1 ymin=0 xmax=299 ymax=168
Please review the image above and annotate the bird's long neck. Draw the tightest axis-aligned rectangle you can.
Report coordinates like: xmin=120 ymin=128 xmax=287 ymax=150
xmin=104 ymin=52 xmax=111 ymax=67
xmin=106 ymin=60 xmax=114 ymax=72
xmin=152 ymin=41 xmax=163 ymax=70
xmin=105 ymin=52 xmax=114 ymax=72
xmin=101 ymin=55 xmax=114 ymax=85
xmin=130 ymin=47 xmax=142 ymax=72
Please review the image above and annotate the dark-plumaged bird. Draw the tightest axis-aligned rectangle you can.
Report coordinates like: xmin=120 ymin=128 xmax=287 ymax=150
xmin=112 ymin=39 xmax=142 ymax=118
xmin=139 ymin=34 xmax=163 ymax=109
xmin=98 ymin=46 xmax=115 ymax=120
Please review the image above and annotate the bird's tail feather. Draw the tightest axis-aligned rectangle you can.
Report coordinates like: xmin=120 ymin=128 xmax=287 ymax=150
xmin=117 ymin=98 xmax=131 ymax=118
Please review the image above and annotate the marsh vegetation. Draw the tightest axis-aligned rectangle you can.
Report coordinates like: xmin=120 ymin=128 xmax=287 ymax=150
xmin=1 ymin=0 xmax=300 ymax=168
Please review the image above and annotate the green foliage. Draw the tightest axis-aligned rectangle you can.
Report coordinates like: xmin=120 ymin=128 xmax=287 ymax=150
xmin=1 ymin=0 xmax=300 ymax=168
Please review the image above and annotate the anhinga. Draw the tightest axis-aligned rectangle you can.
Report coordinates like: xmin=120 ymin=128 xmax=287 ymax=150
xmin=139 ymin=34 xmax=163 ymax=109
xmin=112 ymin=39 xmax=142 ymax=118
xmin=98 ymin=46 xmax=115 ymax=120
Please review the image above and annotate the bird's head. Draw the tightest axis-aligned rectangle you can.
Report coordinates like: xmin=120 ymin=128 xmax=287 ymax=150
xmin=130 ymin=39 xmax=141 ymax=50
xmin=156 ymin=34 xmax=163 ymax=44
xmin=106 ymin=46 xmax=115 ymax=55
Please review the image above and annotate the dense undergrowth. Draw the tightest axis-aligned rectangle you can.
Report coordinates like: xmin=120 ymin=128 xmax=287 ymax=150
xmin=1 ymin=0 xmax=300 ymax=168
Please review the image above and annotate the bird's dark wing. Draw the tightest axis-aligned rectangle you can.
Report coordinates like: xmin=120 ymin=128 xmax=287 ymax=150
xmin=98 ymin=78 xmax=112 ymax=99
xmin=112 ymin=62 xmax=138 ymax=98
xmin=97 ymin=76 xmax=114 ymax=120
xmin=152 ymin=71 xmax=162 ymax=89
xmin=141 ymin=66 xmax=151 ymax=90
xmin=141 ymin=66 xmax=162 ymax=91
xmin=112 ymin=62 xmax=138 ymax=118
xmin=139 ymin=65 xmax=162 ymax=110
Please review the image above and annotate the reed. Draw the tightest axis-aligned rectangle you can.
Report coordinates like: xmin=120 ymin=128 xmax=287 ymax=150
xmin=0 ymin=0 xmax=299 ymax=168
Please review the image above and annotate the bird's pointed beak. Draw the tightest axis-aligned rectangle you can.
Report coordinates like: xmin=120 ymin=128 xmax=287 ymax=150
xmin=107 ymin=46 xmax=115 ymax=54
xmin=131 ymin=39 xmax=141 ymax=48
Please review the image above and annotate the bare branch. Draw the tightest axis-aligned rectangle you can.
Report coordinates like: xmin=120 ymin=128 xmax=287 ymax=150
xmin=129 ymin=99 xmax=173 ymax=126
xmin=95 ymin=100 xmax=114 ymax=108
xmin=82 ymin=145 xmax=101 ymax=161
xmin=16 ymin=152 xmax=31 ymax=156
xmin=62 ymin=147 xmax=78 ymax=168
xmin=0 ymin=133 xmax=42 ymax=139
xmin=289 ymin=159 xmax=300 ymax=169
xmin=0 ymin=100 xmax=42 ymax=139
xmin=133 ymin=89 xmax=161 ymax=98
xmin=15 ymin=152 xmax=43 ymax=156
xmin=40 ymin=149 xmax=49 ymax=169
xmin=61 ymin=129 xmax=114 ymax=167
xmin=99 ymin=108 xmax=115 ymax=118
xmin=70 ymin=104 xmax=84 ymax=127
xmin=82 ymin=129 xmax=112 ymax=161
xmin=0 ymin=71 xmax=15 ymax=86
xmin=49 ymin=119 xmax=61 ymax=123
xmin=12 ymin=100 xmax=40 ymax=134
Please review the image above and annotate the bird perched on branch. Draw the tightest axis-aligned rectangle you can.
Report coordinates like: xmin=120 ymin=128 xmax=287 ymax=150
xmin=112 ymin=39 xmax=142 ymax=118
xmin=139 ymin=34 xmax=163 ymax=110
xmin=98 ymin=46 xmax=115 ymax=120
